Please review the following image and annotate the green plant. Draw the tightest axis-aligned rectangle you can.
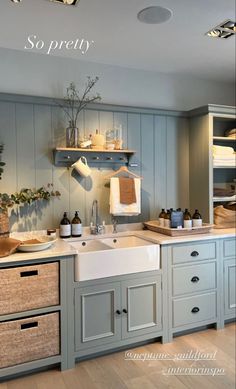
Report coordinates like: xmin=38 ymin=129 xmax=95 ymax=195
xmin=57 ymin=77 xmax=101 ymax=128
xmin=0 ymin=184 xmax=60 ymax=213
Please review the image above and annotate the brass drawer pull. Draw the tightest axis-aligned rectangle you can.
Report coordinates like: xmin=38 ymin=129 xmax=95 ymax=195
xmin=20 ymin=270 xmax=38 ymax=277
xmin=191 ymin=307 xmax=200 ymax=313
xmin=191 ymin=276 xmax=200 ymax=283
xmin=191 ymin=251 xmax=199 ymax=257
xmin=21 ymin=322 xmax=38 ymax=330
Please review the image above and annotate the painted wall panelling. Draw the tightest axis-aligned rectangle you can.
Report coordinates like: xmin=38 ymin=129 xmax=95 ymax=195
xmin=0 ymin=96 xmax=189 ymax=231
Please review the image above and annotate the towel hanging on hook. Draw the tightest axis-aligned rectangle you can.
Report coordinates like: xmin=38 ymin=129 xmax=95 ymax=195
xmin=104 ymin=166 xmax=142 ymax=180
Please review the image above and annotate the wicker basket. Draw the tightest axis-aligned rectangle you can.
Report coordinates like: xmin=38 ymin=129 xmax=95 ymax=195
xmin=0 ymin=262 xmax=59 ymax=315
xmin=0 ymin=312 xmax=60 ymax=368
xmin=0 ymin=211 xmax=9 ymax=238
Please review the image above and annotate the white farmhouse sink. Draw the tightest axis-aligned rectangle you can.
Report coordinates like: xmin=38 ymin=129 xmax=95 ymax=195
xmin=71 ymin=236 xmax=160 ymax=281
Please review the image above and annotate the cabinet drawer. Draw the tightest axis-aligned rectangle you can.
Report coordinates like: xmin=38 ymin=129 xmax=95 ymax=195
xmin=223 ymin=239 xmax=236 ymax=258
xmin=172 ymin=242 xmax=216 ymax=264
xmin=173 ymin=262 xmax=216 ymax=296
xmin=173 ymin=292 xmax=216 ymax=328
xmin=0 ymin=313 xmax=60 ymax=368
xmin=0 ymin=262 xmax=59 ymax=315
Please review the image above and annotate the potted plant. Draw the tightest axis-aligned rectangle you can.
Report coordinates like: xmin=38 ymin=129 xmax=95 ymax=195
xmin=57 ymin=77 xmax=101 ymax=148
xmin=0 ymin=185 xmax=61 ymax=238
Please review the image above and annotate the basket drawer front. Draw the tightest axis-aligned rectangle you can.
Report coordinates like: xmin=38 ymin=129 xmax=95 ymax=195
xmin=172 ymin=242 xmax=216 ymax=264
xmin=173 ymin=292 xmax=216 ymax=328
xmin=172 ymin=262 xmax=216 ymax=296
xmin=223 ymin=238 xmax=236 ymax=258
xmin=0 ymin=313 xmax=60 ymax=368
xmin=0 ymin=262 xmax=59 ymax=315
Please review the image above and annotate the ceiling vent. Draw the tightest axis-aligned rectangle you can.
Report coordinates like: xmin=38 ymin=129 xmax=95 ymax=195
xmin=206 ymin=19 xmax=236 ymax=39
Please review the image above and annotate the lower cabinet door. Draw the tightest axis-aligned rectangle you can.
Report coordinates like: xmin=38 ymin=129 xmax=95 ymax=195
xmin=75 ymin=282 xmax=121 ymax=351
xmin=121 ymin=275 xmax=162 ymax=339
xmin=224 ymin=259 xmax=236 ymax=318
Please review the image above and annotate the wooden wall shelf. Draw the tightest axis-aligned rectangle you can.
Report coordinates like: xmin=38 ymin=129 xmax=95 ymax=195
xmin=53 ymin=148 xmax=136 ymax=167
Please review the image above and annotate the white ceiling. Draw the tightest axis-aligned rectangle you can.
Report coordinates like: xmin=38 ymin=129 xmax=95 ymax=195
xmin=0 ymin=0 xmax=235 ymax=82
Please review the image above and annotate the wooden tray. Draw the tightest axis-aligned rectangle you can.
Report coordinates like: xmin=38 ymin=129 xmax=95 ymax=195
xmin=143 ymin=220 xmax=213 ymax=236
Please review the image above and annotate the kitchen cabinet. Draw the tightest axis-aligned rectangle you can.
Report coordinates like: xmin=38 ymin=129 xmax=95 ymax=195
xmin=189 ymin=104 xmax=236 ymax=223
xmin=74 ymin=273 xmax=162 ymax=357
xmin=0 ymin=255 xmax=73 ymax=379
xmin=162 ymin=239 xmax=219 ymax=341
xmin=223 ymin=238 xmax=236 ymax=319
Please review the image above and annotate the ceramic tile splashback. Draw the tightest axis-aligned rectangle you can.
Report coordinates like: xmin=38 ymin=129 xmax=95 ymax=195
xmin=0 ymin=96 xmax=189 ymax=231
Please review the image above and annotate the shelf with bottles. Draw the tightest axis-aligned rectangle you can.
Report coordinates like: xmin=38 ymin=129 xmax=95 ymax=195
xmin=53 ymin=148 xmax=136 ymax=167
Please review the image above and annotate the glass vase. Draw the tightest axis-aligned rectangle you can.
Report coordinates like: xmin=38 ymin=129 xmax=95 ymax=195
xmin=66 ymin=122 xmax=79 ymax=148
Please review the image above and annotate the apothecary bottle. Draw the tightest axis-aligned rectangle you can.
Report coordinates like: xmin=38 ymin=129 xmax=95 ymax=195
xmin=71 ymin=211 xmax=82 ymax=237
xmin=164 ymin=209 xmax=171 ymax=228
xmin=192 ymin=209 xmax=202 ymax=227
xmin=60 ymin=212 xmax=71 ymax=238
xmin=158 ymin=208 xmax=166 ymax=227
xmin=183 ymin=208 xmax=192 ymax=228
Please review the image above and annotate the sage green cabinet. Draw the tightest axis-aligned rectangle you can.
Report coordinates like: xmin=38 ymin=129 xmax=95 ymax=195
xmin=74 ymin=274 xmax=162 ymax=354
xmin=224 ymin=259 xmax=236 ymax=318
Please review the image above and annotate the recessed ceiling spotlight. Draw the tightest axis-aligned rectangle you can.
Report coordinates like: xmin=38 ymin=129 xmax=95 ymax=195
xmin=206 ymin=19 xmax=236 ymax=39
xmin=50 ymin=0 xmax=80 ymax=4
xmin=137 ymin=6 xmax=173 ymax=24
xmin=11 ymin=0 xmax=22 ymax=3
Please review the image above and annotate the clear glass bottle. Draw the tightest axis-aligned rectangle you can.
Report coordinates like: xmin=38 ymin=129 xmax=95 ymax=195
xmin=71 ymin=211 xmax=82 ymax=237
xmin=164 ymin=209 xmax=171 ymax=228
xmin=184 ymin=208 xmax=192 ymax=228
xmin=60 ymin=212 xmax=71 ymax=238
xmin=158 ymin=208 xmax=166 ymax=227
xmin=66 ymin=120 xmax=79 ymax=148
xmin=192 ymin=209 xmax=202 ymax=227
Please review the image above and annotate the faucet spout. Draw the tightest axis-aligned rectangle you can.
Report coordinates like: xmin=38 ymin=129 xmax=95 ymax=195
xmin=91 ymin=200 xmax=102 ymax=234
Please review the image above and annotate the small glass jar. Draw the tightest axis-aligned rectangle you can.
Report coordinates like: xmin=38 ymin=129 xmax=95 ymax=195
xmin=66 ymin=121 xmax=79 ymax=148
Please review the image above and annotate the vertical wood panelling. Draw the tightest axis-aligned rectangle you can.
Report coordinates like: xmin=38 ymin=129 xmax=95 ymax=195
xmin=166 ymin=117 xmax=189 ymax=210
xmin=0 ymin=102 xmax=18 ymax=231
xmin=141 ymin=114 xmax=155 ymax=221
xmin=127 ymin=113 xmax=141 ymax=223
xmin=34 ymin=104 xmax=54 ymax=230
xmin=0 ymin=97 xmax=190 ymax=230
xmin=51 ymin=106 xmax=70 ymax=227
xmin=154 ymin=116 xmax=167 ymax=214
xmin=15 ymin=103 xmax=36 ymax=231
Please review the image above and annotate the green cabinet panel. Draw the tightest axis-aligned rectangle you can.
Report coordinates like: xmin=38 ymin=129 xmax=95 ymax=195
xmin=121 ymin=276 xmax=162 ymax=339
xmin=75 ymin=282 xmax=121 ymax=351
xmin=74 ymin=274 xmax=162 ymax=353
xmin=223 ymin=239 xmax=236 ymax=258
xmin=172 ymin=241 xmax=216 ymax=264
xmin=224 ymin=259 xmax=236 ymax=318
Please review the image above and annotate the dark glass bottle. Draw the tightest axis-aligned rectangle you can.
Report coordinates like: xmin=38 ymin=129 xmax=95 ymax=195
xmin=60 ymin=212 xmax=71 ymax=238
xmin=164 ymin=209 xmax=171 ymax=228
xmin=158 ymin=208 xmax=166 ymax=226
xmin=192 ymin=209 xmax=202 ymax=227
xmin=71 ymin=211 xmax=82 ymax=237
xmin=183 ymin=208 xmax=192 ymax=228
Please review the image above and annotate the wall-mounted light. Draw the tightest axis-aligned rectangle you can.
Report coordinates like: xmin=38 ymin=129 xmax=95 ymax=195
xmin=206 ymin=19 xmax=236 ymax=39
xmin=10 ymin=0 xmax=80 ymax=4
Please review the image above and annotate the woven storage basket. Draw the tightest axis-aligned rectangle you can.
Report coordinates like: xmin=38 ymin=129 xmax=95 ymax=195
xmin=0 ymin=262 xmax=59 ymax=315
xmin=0 ymin=312 xmax=60 ymax=368
xmin=0 ymin=211 xmax=9 ymax=238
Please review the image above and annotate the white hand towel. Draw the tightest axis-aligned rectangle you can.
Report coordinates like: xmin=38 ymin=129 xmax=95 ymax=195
xmin=213 ymin=145 xmax=234 ymax=155
xmin=110 ymin=177 xmax=141 ymax=216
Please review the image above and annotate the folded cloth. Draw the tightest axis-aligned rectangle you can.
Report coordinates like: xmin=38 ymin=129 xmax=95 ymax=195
xmin=214 ymin=205 xmax=236 ymax=229
xmin=213 ymin=153 xmax=236 ymax=160
xmin=214 ymin=188 xmax=236 ymax=197
xmin=119 ymin=177 xmax=136 ymax=205
xmin=213 ymin=160 xmax=235 ymax=167
xmin=110 ymin=177 xmax=141 ymax=216
xmin=0 ymin=237 xmax=21 ymax=257
xmin=213 ymin=145 xmax=234 ymax=155
xmin=225 ymin=128 xmax=236 ymax=137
